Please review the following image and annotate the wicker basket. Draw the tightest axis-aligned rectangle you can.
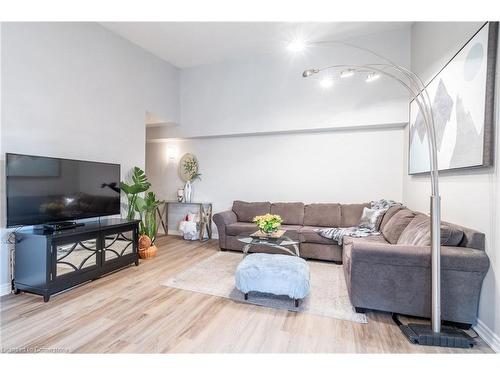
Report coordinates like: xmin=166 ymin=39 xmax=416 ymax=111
xmin=139 ymin=245 xmax=157 ymax=259
xmin=138 ymin=235 xmax=157 ymax=259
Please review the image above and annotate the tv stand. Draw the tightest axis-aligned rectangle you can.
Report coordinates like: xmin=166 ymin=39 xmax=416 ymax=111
xmin=43 ymin=221 xmax=84 ymax=231
xmin=13 ymin=218 xmax=140 ymax=302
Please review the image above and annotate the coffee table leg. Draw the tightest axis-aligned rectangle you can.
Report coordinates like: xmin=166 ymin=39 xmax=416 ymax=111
xmin=243 ymin=244 xmax=251 ymax=255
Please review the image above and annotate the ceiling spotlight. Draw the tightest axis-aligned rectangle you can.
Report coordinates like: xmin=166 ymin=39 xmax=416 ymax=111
xmin=366 ymin=72 xmax=380 ymax=83
xmin=287 ymin=39 xmax=306 ymax=52
xmin=302 ymin=68 xmax=319 ymax=77
xmin=340 ymin=69 xmax=355 ymax=78
xmin=319 ymin=77 xmax=334 ymax=89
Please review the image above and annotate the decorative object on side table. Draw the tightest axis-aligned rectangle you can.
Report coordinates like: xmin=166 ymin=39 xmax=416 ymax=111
xmin=177 ymin=189 xmax=184 ymax=202
xmin=179 ymin=153 xmax=201 ymax=203
xmin=253 ymin=214 xmax=283 ymax=235
xmin=135 ymin=192 xmax=163 ymax=259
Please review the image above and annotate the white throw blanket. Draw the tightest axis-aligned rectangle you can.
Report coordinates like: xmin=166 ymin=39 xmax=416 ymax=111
xmin=315 ymin=199 xmax=397 ymax=245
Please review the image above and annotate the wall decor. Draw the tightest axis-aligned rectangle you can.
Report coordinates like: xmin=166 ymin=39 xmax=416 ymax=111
xmin=179 ymin=153 xmax=201 ymax=203
xmin=408 ymin=22 xmax=498 ymax=174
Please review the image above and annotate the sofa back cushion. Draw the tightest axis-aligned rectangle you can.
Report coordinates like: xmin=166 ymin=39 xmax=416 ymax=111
xmin=303 ymin=203 xmax=341 ymax=227
xmin=455 ymin=224 xmax=485 ymax=250
xmin=341 ymin=203 xmax=370 ymax=227
xmin=397 ymin=214 xmax=464 ymax=247
xmin=379 ymin=203 xmax=404 ymax=231
xmin=232 ymin=200 xmax=271 ymax=222
xmin=381 ymin=208 xmax=416 ymax=244
xmin=270 ymin=202 xmax=304 ymax=225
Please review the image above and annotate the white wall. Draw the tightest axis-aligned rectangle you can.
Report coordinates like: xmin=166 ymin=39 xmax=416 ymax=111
xmin=146 ymin=27 xmax=411 ymax=235
xmin=147 ymin=127 xmax=405 ymax=234
xmin=0 ymin=22 xmax=180 ymax=294
xmin=150 ymin=27 xmax=411 ymax=139
xmin=403 ymin=22 xmax=500 ymax=351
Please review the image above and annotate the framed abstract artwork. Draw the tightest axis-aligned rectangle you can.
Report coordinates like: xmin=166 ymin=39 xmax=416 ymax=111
xmin=408 ymin=22 xmax=498 ymax=174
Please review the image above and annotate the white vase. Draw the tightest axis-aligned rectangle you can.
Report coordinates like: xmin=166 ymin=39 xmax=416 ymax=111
xmin=184 ymin=180 xmax=193 ymax=203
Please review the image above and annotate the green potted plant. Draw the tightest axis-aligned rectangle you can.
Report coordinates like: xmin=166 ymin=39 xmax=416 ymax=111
xmin=120 ymin=167 xmax=151 ymax=220
xmin=135 ymin=191 xmax=163 ymax=259
xmin=253 ymin=214 xmax=283 ymax=236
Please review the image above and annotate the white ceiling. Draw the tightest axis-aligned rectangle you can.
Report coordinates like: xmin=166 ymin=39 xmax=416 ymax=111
xmin=101 ymin=22 xmax=412 ymax=68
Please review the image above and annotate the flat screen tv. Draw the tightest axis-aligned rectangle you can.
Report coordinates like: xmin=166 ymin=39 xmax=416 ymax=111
xmin=6 ymin=153 xmax=121 ymax=227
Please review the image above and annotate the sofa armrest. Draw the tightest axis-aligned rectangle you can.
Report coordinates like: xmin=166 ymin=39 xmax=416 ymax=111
xmin=212 ymin=210 xmax=238 ymax=249
xmin=213 ymin=210 xmax=237 ymax=226
xmin=349 ymin=239 xmax=490 ymax=273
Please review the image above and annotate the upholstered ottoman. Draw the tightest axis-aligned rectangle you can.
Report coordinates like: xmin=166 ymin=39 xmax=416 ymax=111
xmin=235 ymin=253 xmax=310 ymax=307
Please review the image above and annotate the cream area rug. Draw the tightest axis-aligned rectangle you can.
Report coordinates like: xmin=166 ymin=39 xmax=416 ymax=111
xmin=162 ymin=252 xmax=367 ymax=324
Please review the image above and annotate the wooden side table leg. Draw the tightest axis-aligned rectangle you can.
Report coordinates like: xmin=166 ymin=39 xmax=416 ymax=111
xmin=207 ymin=204 xmax=213 ymax=239
xmin=199 ymin=204 xmax=205 ymax=241
xmin=165 ymin=203 xmax=169 ymax=236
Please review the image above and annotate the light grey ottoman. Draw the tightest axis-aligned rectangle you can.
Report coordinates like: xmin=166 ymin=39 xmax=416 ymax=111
xmin=235 ymin=253 xmax=310 ymax=307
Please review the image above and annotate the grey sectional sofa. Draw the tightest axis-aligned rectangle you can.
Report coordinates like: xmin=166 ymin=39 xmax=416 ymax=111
xmin=213 ymin=200 xmax=490 ymax=325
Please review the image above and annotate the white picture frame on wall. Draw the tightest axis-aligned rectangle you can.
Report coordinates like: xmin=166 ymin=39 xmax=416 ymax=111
xmin=408 ymin=22 xmax=498 ymax=175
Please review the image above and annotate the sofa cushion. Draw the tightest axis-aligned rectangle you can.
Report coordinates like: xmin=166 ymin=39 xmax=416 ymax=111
xmin=303 ymin=203 xmax=341 ymax=227
xmin=300 ymin=242 xmax=343 ymax=262
xmin=358 ymin=207 xmax=386 ymax=231
xmin=381 ymin=208 xmax=416 ymax=244
xmin=270 ymin=202 xmax=304 ymax=225
xmin=341 ymin=203 xmax=370 ymax=227
xmin=226 ymin=222 xmax=257 ymax=236
xmin=232 ymin=200 xmax=271 ymax=222
xmin=397 ymin=214 xmax=464 ymax=247
xmin=379 ymin=203 xmax=404 ymax=231
xmin=343 ymin=235 xmax=389 ymax=247
xmin=299 ymin=226 xmax=336 ymax=244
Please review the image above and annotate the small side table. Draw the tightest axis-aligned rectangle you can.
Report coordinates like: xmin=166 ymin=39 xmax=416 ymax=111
xmin=161 ymin=201 xmax=213 ymax=241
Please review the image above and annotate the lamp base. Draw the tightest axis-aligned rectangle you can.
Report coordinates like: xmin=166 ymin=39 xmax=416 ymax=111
xmin=393 ymin=313 xmax=474 ymax=348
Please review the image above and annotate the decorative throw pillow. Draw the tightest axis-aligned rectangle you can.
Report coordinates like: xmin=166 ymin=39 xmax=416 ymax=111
xmin=381 ymin=208 xmax=417 ymax=244
xmin=379 ymin=203 xmax=404 ymax=231
xmin=358 ymin=207 xmax=386 ymax=231
xmin=397 ymin=214 xmax=464 ymax=247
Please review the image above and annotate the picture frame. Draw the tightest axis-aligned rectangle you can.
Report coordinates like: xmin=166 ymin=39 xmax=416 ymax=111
xmin=408 ymin=22 xmax=498 ymax=175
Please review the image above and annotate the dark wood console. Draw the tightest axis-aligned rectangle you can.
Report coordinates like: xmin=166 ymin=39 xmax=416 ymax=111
xmin=13 ymin=218 xmax=140 ymax=302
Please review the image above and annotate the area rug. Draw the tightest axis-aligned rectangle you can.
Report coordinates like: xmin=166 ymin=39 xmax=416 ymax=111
xmin=162 ymin=252 xmax=367 ymax=324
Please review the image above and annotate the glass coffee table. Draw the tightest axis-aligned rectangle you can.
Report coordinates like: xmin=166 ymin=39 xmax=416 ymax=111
xmin=236 ymin=235 xmax=300 ymax=257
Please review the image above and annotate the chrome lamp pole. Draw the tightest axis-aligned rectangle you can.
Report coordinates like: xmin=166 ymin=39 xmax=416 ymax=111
xmin=300 ymin=40 xmax=473 ymax=348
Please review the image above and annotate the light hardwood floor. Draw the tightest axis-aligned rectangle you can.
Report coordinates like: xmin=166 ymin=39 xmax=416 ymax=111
xmin=0 ymin=236 xmax=493 ymax=353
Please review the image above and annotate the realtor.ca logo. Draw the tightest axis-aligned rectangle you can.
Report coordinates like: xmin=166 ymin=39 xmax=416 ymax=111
xmin=2 ymin=347 xmax=68 ymax=353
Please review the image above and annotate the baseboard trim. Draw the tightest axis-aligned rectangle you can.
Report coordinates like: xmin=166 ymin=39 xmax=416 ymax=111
xmin=474 ymin=319 xmax=500 ymax=353
xmin=0 ymin=282 xmax=11 ymax=297
xmin=160 ymin=229 xmax=219 ymax=240
xmin=161 ymin=229 xmax=219 ymax=240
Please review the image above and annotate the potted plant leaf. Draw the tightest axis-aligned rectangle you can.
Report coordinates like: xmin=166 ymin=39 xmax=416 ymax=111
xmin=120 ymin=167 xmax=151 ymax=220
xmin=135 ymin=191 xmax=163 ymax=259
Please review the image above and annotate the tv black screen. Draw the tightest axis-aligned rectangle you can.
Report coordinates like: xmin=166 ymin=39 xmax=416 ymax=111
xmin=6 ymin=153 xmax=121 ymax=227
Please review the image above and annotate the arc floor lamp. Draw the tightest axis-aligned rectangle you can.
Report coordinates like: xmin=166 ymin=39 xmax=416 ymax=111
xmin=295 ymin=40 xmax=474 ymax=348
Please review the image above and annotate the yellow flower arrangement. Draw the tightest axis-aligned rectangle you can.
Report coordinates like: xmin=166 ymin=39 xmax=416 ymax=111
xmin=253 ymin=213 xmax=283 ymax=234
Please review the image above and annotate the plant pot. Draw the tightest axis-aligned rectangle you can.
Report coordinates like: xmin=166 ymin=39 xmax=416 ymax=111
xmin=139 ymin=245 xmax=158 ymax=259
xmin=138 ymin=234 xmax=157 ymax=259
